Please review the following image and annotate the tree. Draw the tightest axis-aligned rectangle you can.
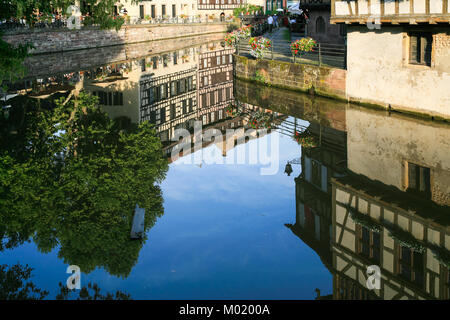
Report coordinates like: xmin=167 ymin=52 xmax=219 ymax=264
xmin=0 ymin=263 xmax=132 ymax=300
xmin=0 ymin=264 xmax=48 ymax=300
xmin=0 ymin=0 xmax=141 ymax=87
xmin=0 ymin=92 xmax=169 ymax=277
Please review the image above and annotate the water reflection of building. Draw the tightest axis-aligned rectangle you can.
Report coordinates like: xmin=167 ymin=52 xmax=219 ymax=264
xmin=287 ymin=109 xmax=348 ymax=280
xmin=299 ymin=0 xmax=346 ymax=44
xmin=140 ymin=66 xmax=198 ymax=142
xmin=331 ymin=109 xmax=450 ymax=300
xmin=197 ymin=45 xmax=234 ymax=126
xmin=286 ymin=104 xmax=450 ymax=299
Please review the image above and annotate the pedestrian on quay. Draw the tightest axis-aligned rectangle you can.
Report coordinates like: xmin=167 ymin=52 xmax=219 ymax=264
xmin=268 ymin=15 xmax=273 ymax=33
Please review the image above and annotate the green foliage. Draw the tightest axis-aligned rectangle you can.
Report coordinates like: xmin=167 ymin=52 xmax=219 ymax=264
xmin=0 ymin=0 xmax=138 ymax=30
xmin=0 ymin=263 xmax=131 ymax=299
xmin=0 ymin=92 xmax=168 ymax=277
xmin=253 ymin=70 xmax=267 ymax=84
xmin=0 ymin=264 xmax=48 ymax=300
xmin=56 ymin=281 xmax=131 ymax=300
xmin=0 ymin=33 xmax=33 ymax=88
xmin=233 ymin=4 xmax=263 ymax=17
xmin=0 ymin=1 xmax=139 ymax=87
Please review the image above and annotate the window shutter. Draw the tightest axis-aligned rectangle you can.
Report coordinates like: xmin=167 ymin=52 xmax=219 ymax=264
xmin=409 ymin=35 xmax=418 ymax=64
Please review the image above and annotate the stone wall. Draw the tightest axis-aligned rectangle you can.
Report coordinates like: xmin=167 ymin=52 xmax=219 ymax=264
xmin=22 ymin=33 xmax=224 ymax=78
xmin=235 ymin=79 xmax=348 ymax=131
xmin=2 ymin=23 xmax=228 ymax=54
xmin=305 ymin=9 xmax=346 ymax=45
xmin=234 ymin=55 xmax=347 ymax=101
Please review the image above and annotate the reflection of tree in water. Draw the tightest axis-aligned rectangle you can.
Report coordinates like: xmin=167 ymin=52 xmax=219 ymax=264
xmin=0 ymin=264 xmax=48 ymax=300
xmin=0 ymin=92 xmax=168 ymax=278
xmin=0 ymin=263 xmax=131 ymax=300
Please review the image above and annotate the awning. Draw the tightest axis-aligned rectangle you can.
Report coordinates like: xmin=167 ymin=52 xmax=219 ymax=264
xmin=288 ymin=3 xmax=303 ymax=15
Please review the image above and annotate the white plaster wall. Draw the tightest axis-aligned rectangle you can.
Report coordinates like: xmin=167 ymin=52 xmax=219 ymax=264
xmin=346 ymin=26 xmax=450 ymax=118
xmin=346 ymin=104 xmax=450 ymax=195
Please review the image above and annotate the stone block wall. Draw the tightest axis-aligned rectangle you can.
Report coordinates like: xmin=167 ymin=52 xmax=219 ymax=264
xmin=2 ymin=23 xmax=228 ymax=54
xmin=22 ymin=33 xmax=224 ymax=78
xmin=234 ymin=55 xmax=347 ymax=101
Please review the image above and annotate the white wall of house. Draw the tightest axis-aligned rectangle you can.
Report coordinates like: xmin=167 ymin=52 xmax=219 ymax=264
xmin=346 ymin=26 xmax=450 ymax=119
xmin=346 ymin=107 xmax=450 ymax=206
xmin=118 ymin=0 xmax=265 ymax=20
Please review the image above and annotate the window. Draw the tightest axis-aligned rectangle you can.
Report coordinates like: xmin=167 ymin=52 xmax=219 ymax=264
xmin=170 ymin=81 xmax=178 ymax=96
xmin=182 ymin=100 xmax=187 ymax=114
xmin=141 ymin=59 xmax=146 ymax=72
xmin=160 ymin=107 xmax=166 ymax=124
xmin=201 ymin=94 xmax=207 ymax=108
xmin=173 ymin=52 xmax=178 ymax=65
xmin=113 ymin=92 xmax=123 ymax=106
xmin=397 ymin=245 xmax=424 ymax=288
xmin=409 ymin=32 xmax=432 ymax=66
xmin=189 ymin=98 xmax=193 ymax=112
xmin=217 ymin=56 xmax=221 ymax=65
xmin=311 ymin=160 xmax=321 ymax=187
xmin=152 ymin=57 xmax=158 ymax=69
xmin=179 ymin=79 xmax=186 ymax=94
xmin=357 ymin=225 xmax=381 ymax=264
xmin=445 ymin=267 xmax=450 ymax=300
xmin=150 ymin=86 xmax=158 ymax=103
xmin=316 ymin=16 xmax=326 ymax=34
xmin=170 ymin=104 xmax=176 ymax=119
xmin=150 ymin=111 xmax=156 ymax=124
xmin=339 ymin=24 xmax=347 ymax=37
xmin=160 ymin=84 xmax=167 ymax=99
xmin=187 ymin=77 xmax=193 ymax=91
xmin=163 ymin=55 xmax=168 ymax=67
xmin=162 ymin=5 xmax=166 ymax=16
xmin=151 ymin=5 xmax=156 ymax=18
xmin=407 ymin=162 xmax=431 ymax=197
xmin=139 ymin=5 xmax=144 ymax=19
xmin=172 ymin=4 xmax=176 ymax=17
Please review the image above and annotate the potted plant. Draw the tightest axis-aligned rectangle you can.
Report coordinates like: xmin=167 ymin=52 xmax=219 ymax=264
xmin=290 ymin=38 xmax=317 ymax=57
xmin=293 ymin=131 xmax=318 ymax=148
xmin=248 ymin=37 xmax=272 ymax=59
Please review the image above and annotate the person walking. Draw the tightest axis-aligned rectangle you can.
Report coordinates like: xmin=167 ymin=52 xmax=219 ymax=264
xmin=268 ymin=15 xmax=273 ymax=33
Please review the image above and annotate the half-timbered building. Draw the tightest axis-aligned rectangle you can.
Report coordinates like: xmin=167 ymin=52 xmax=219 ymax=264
xmin=330 ymin=0 xmax=450 ymax=119
xmin=331 ymin=107 xmax=450 ymax=300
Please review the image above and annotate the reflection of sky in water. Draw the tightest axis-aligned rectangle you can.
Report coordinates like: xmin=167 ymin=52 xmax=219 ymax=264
xmin=0 ymin=120 xmax=333 ymax=299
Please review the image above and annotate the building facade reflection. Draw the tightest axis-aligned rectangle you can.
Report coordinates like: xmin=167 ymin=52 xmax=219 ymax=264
xmin=284 ymin=96 xmax=450 ymax=299
xmin=332 ymin=109 xmax=450 ymax=300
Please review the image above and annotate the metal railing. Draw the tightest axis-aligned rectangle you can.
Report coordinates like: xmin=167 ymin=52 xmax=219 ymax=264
xmin=0 ymin=15 xmax=232 ymax=33
xmin=236 ymin=37 xmax=347 ymax=70
xmin=125 ymin=15 xmax=234 ymax=25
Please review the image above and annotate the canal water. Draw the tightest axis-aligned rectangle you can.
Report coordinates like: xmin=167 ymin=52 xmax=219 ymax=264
xmin=0 ymin=39 xmax=449 ymax=300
